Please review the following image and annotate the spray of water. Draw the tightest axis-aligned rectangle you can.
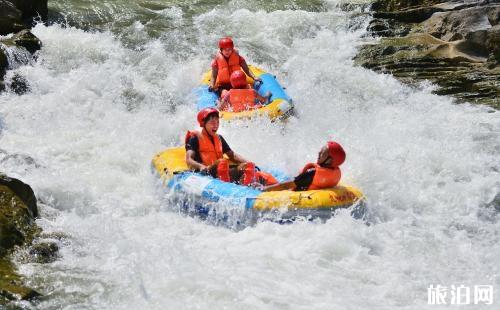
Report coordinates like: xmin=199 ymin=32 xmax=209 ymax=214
xmin=0 ymin=1 xmax=498 ymax=308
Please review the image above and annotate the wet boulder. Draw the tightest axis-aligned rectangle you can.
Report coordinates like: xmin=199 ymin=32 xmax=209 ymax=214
xmin=28 ymin=241 xmax=59 ymax=264
xmin=10 ymin=29 xmax=42 ymax=54
xmin=0 ymin=47 xmax=7 ymax=77
xmin=10 ymin=0 xmax=48 ymax=22
xmin=0 ymin=0 xmax=25 ymax=36
xmin=0 ymin=175 xmax=38 ymax=255
xmin=0 ymin=174 xmax=41 ymax=304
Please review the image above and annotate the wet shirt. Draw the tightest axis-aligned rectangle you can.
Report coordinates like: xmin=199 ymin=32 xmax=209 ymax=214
xmin=293 ymin=169 xmax=315 ymax=191
xmin=185 ymin=134 xmax=232 ymax=164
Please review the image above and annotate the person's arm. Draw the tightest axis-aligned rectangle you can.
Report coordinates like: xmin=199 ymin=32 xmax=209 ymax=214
xmin=263 ymin=180 xmax=297 ymax=192
xmin=225 ymin=150 xmax=248 ymax=164
xmin=186 ymin=150 xmax=207 ymax=171
xmin=240 ymin=59 xmax=260 ymax=82
xmin=210 ymin=66 xmax=218 ymax=90
xmin=216 ymin=93 xmax=230 ymax=110
xmin=264 ymin=169 xmax=314 ymax=192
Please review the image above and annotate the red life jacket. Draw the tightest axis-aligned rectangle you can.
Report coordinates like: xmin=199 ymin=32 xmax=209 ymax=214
xmin=301 ymin=163 xmax=341 ymax=190
xmin=215 ymin=50 xmax=242 ymax=87
xmin=185 ymin=130 xmax=223 ymax=166
xmin=227 ymin=88 xmax=259 ymax=112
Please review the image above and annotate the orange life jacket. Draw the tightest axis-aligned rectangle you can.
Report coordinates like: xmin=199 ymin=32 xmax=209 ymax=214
xmin=240 ymin=163 xmax=277 ymax=186
xmin=215 ymin=50 xmax=242 ymax=87
xmin=256 ymin=171 xmax=278 ymax=186
xmin=185 ymin=130 xmax=223 ymax=166
xmin=301 ymin=163 xmax=341 ymax=190
xmin=227 ymin=88 xmax=258 ymax=112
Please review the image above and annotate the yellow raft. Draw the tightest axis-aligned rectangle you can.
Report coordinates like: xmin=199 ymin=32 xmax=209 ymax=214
xmin=152 ymin=147 xmax=365 ymax=224
xmin=196 ymin=65 xmax=294 ymax=121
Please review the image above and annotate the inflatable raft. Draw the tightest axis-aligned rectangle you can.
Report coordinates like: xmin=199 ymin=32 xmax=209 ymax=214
xmin=195 ymin=65 xmax=293 ymax=121
xmin=152 ymin=147 xmax=365 ymax=226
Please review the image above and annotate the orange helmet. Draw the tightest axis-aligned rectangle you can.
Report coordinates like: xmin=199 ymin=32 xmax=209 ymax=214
xmin=218 ymin=37 xmax=234 ymax=49
xmin=197 ymin=107 xmax=219 ymax=127
xmin=230 ymin=70 xmax=247 ymax=89
xmin=327 ymin=141 xmax=346 ymax=167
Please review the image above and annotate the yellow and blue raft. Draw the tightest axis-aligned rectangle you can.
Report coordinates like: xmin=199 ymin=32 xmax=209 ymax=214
xmin=195 ymin=65 xmax=294 ymax=121
xmin=152 ymin=147 xmax=365 ymax=225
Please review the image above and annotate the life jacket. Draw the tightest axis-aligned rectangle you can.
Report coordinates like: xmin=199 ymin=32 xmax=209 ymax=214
xmin=301 ymin=163 xmax=341 ymax=190
xmin=185 ymin=130 xmax=223 ymax=166
xmin=215 ymin=50 xmax=242 ymax=87
xmin=226 ymin=88 xmax=259 ymax=112
xmin=241 ymin=163 xmax=277 ymax=186
xmin=256 ymin=171 xmax=278 ymax=186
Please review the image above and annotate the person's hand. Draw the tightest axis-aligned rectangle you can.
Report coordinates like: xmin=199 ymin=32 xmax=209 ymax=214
xmin=199 ymin=166 xmax=209 ymax=174
xmin=208 ymin=85 xmax=217 ymax=92
xmin=249 ymin=182 xmax=264 ymax=190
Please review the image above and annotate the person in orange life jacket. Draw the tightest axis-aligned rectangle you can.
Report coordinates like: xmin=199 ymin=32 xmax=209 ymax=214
xmin=208 ymin=37 xmax=261 ymax=96
xmin=263 ymin=141 xmax=345 ymax=192
xmin=217 ymin=70 xmax=272 ymax=112
xmin=185 ymin=108 xmax=277 ymax=186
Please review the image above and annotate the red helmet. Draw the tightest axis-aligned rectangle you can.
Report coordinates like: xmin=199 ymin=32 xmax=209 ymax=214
xmin=327 ymin=141 xmax=346 ymax=167
xmin=218 ymin=37 xmax=234 ymax=49
xmin=230 ymin=70 xmax=247 ymax=88
xmin=197 ymin=108 xmax=219 ymax=127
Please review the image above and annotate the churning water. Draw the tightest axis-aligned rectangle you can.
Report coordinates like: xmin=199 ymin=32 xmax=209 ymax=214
xmin=0 ymin=0 xmax=498 ymax=308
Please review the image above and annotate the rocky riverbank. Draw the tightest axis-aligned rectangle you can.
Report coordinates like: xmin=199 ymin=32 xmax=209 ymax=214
xmin=355 ymin=0 xmax=499 ymax=108
xmin=0 ymin=0 xmax=47 ymax=92
xmin=0 ymin=174 xmax=40 ymax=304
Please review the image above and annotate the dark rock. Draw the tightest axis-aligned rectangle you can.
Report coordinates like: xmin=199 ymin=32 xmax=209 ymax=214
xmin=0 ymin=262 xmax=42 ymax=301
xmin=10 ymin=0 xmax=48 ymax=23
xmin=11 ymin=29 xmax=41 ymax=54
xmin=374 ymin=6 xmax=444 ymax=23
xmin=0 ymin=0 xmax=25 ymax=36
xmin=367 ymin=19 xmax=394 ymax=37
xmin=382 ymin=45 xmax=397 ymax=55
xmin=458 ymin=30 xmax=490 ymax=58
xmin=0 ymin=175 xmax=41 ymax=305
xmin=368 ymin=19 xmax=390 ymax=32
xmin=486 ymin=25 xmax=500 ymax=64
xmin=0 ymin=46 xmax=7 ymax=76
xmin=11 ymin=0 xmax=48 ymax=21
xmin=29 ymin=242 xmax=59 ymax=264
xmin=9 ymin=74 xmax=29 ymax=95
xmin=0 ymin=174 xmax=38 ymax=219
xmin=0 ymin=185 xmax=37 ymax=255
xmin=371 ymin=0 xmax=447 ymax=12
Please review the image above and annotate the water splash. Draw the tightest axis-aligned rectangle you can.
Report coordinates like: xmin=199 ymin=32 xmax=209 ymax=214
xmin=0 ymin=1 xmax=498 ymax=309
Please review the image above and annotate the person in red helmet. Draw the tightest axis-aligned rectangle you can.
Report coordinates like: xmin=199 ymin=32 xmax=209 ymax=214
xmin=209 ymin=37 xmax=261 ymax=96
xmin=185 ymin=108 xmax=277 ymax=186
xmin=217 ymin=70 xmax=271 ymax=112
xmin=263 ymin=141 xmax=346 ymax=191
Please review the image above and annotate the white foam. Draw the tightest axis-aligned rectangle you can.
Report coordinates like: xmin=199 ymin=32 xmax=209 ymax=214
xmin=1 ymin=2 xmax=499 ymax=309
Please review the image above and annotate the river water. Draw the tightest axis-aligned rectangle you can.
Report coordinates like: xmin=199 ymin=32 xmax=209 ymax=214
xmin=0 ymin=0 xmax=499 ymax=309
